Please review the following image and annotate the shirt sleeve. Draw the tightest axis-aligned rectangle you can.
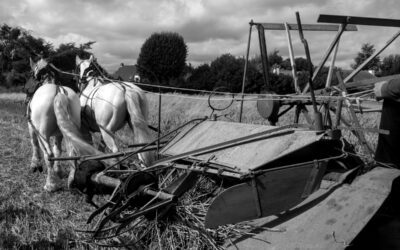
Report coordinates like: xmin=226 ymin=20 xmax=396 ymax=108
xmin=381 ymin=78 xmax=400 ymax=102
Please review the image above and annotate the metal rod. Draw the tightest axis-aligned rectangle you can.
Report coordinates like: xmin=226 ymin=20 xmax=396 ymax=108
xmin=334 ymin=71 xmax=344 ymax=128
xmin=49 ymin=117 xmax=208 ymax=162
xmin=127 ymin=140 xmax=168 ymax=148
xmin=143 ymin=188 xmax=175 ymax=200
xmin=157 ymin=88 xmax=162 ymax=157
xmin=337 ymin=71 xmax=374 ymax=155
xmin=326 ymin=41 xmax=340 ymax=88
xmin=251 ymin=177 xmax=263 ymax=217
xmin=296 ymin=12 xmax=323 ymax=130
xmin=296 ymin=12 xmax=318 ymax=114
xmin=91 ymin=172 xmax=121 ymax=189
xmin=343 ymin=30 xmax=400 ymax=83
xmin=239 ymin=21 xmax=253 ymax=123
xmin=284 ymin=22 xmax=300 ymax=93
xmin=302 ymin=23 xmax=347 ymax=94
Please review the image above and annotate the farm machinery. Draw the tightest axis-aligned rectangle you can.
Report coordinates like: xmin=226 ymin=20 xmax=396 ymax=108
xmin=53 ymin=13 xmax=400 ymax=249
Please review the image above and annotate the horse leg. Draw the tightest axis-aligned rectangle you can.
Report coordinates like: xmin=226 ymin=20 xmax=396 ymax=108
xmin=52 ymin=134 xmax=64 ymax=178
xmin=130 ymin=122 xmax=155 ymax=167
xmin=39 ymin=136 xmax=62 ymax=192
xmin=125 ymin=91 xmax=156 ymax=166
xmin=99 ymin=128 xmax=120 ymax=167
xmin=28 ymin=122 xmax=43 ymax=173
xmin=65 ymin=142 xmax=78 ymax=190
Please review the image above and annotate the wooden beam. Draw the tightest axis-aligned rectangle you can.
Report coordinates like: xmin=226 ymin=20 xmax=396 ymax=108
xmin=258 ymin=23 xmax=357 ymax=31
xmin=284 ymin=22 xmax=300 ymax=94
xmin=318 ymin=14 xmax=400 ymax=27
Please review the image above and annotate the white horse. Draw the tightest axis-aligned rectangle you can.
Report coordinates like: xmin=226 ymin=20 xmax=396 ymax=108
xmin=76 ymin=55 xmax=155 ymax=166
xmin=28 ymin=57 xmax=81 ymax=192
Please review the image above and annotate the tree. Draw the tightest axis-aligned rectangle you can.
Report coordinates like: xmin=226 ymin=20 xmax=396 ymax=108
xmin=209 ymin=54 xmax=244 ymax=92
xmin=137 ymin=32 xmax=187 ymax=85
xmin=351 ymin=43 xmax=380 ymax=70
xmin=280 ymin=58 xmax=292 ymax=70
xmin=0 ymin=23 xmax=93 ymax=88
xmin=268 ymin=49 xmax=283 ymax=67
xmin=380 ymin=54 xmax=400 ymax=76
xmin=187 ymin=63 xmax=214 ymax=91
xmin=0 ymin=24 xmax=52 ymax=87
xmin=294 ymin=57 xmax=311 ymax=71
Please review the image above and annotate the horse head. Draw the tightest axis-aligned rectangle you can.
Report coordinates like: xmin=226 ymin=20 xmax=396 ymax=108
xmin=30 ymin=57 xmax=53 ymax=81
xmin=76 ymin=54 xmax=96 ymax=91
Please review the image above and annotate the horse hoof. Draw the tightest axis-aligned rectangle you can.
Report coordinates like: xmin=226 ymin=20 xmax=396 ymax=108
xmin=44 ymin=183 xmax=61 ymax=192
xmin=31 ymin=165 xmax=43 ymax=173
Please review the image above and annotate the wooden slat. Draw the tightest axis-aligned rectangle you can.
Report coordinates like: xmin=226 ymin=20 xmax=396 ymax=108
xmin=160 ymin=121 xmax=323 ymax=173
xmin=228 ymin=167 xmax=400 ymax=250
xmin=318 ymin=14 xmax=400 ymax=27
xmin=259 ymin=23 xmax=357 ymax=31
xmin=205 ymin=161 xmax=326 ymax=228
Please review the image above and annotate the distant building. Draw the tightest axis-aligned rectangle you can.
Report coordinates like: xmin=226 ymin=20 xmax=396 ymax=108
xmin=272 ymin=64 xmax=281 ymax=75
xmin=113 ymin=63 xmax=141 ymax=82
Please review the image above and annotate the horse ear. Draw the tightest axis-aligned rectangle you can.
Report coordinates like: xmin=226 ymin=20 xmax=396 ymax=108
xmin=76 ymin=55 xmax=82 ymax=65
xmin=29 ymin=57 xmax=35 ymax=69
xmin=89 ymin=54 xmax=94 ymax=62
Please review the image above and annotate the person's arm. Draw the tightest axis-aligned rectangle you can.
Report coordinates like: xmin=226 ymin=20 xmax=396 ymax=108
xmin=374 ymin=78 xmax=400 ymax=101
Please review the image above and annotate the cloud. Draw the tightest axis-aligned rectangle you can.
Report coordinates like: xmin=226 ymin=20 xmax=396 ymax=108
xmin=1 ymin=0 xmax=400 ymax=72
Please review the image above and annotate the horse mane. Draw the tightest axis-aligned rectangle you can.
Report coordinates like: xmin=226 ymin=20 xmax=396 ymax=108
xmin=42 ymin=63 xmax=79 ymax=92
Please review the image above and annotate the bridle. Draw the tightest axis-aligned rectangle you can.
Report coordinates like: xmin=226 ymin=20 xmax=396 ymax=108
xmin=77 ymin=60 xmax=95 ymax=92
xmin=33 ymin=63 xmax=55 ymax=83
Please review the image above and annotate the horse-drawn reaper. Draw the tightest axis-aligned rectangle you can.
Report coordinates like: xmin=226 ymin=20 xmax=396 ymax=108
xmin=45 ymin=13 xmax=400 ymax=249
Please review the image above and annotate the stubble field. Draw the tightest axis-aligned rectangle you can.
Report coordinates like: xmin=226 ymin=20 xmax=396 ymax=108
xmin=0 ymin=91 xmax=381 ymax=249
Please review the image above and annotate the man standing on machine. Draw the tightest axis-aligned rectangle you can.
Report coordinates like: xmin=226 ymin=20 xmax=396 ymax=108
xmin=374 ymin=78 xmax=400 ymax=168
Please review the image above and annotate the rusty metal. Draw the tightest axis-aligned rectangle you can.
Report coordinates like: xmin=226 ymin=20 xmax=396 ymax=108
xmin=239 ymin=21 xmax=253 ymax=123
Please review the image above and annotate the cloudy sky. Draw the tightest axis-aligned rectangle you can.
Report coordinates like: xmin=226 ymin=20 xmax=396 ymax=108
xmin=1 ymin=0 xmax=399 ymax=73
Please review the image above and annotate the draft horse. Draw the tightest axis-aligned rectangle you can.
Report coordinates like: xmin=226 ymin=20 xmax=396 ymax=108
xmin=28 ymin=57 xmax=81 ymax=192
xmin=76 ymin=55 xmax=155 ymax=166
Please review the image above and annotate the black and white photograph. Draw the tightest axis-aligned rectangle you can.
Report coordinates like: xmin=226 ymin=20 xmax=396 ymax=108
xmin=1 ymin=0 xmax=400 ymax=249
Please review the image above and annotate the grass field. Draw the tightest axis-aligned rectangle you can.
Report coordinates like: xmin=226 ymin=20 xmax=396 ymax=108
xmin=0 ymin=91 xmax=381 ymax=249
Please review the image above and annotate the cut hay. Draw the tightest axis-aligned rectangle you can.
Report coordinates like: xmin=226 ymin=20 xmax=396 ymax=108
xmin=76 ymin=172 xmax=278 ymax=249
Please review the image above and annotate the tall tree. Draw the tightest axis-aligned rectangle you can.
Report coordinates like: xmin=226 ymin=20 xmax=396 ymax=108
xmin=187 ymin=63 xmax=214 ymax=91
xmin=268 ymin=49 xmax=283 ymax=67
xmin=351 ymin=43 xmax=380 ymax=70
xmin=0 ymin=24 xmax=52 ymax=87
xmin=0 ymin=23 xmax=93 ymax=88
xmin=209 ymin=54 xmax=263 ymax=93
xmin=380 ymin=54 xmax=400 ymax=76
xmin=137 ymin=32 xmax=187 ymax=85
xmin=294 ymin=57 xmax=312 ymax=71
xmin=209 ymin=54 xmax=244 ymax=92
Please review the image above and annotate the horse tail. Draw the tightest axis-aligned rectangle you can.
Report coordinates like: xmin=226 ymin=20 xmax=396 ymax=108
xmin=53 ymin=92 xmax=101 ymax=156
xmin=125 ymin=85 xmax=155 ymax=166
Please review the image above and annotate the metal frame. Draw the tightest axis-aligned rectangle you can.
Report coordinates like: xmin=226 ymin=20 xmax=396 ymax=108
xmin=239 ymin=13 xmax=400 ymax=153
